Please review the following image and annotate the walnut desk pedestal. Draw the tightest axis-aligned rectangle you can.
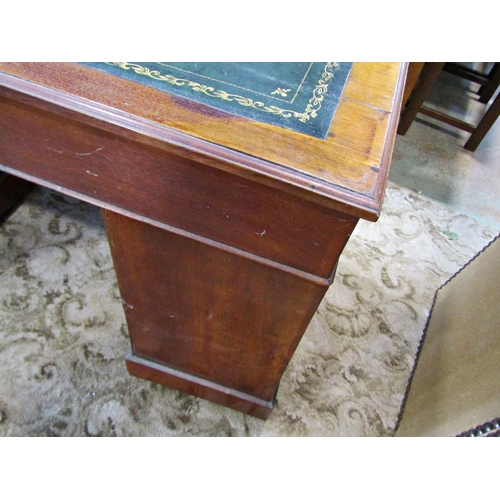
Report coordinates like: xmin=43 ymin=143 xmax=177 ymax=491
xmin=0 ymin=63 xmax=406 ymax=419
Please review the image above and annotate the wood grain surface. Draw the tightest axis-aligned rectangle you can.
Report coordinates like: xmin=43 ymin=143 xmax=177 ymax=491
xmin=0 ymin=62 xmax=407 ymax=221
xmin=103 ymin=209 xmax=329 ymax=411
xmin=0 ymin=90 xmax=358 ymax=278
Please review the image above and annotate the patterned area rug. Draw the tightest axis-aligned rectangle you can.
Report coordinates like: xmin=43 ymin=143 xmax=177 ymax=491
xmin=0 ymin=182 xmax=496 ymax=436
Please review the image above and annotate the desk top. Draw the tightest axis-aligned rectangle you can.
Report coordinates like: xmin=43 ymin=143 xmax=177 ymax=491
xmin=0 ymin=62 xmax=406 ymax=221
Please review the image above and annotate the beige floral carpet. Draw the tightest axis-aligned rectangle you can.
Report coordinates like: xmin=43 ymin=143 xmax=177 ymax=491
xmin=0 ymin=182 xmax=496 ymax=436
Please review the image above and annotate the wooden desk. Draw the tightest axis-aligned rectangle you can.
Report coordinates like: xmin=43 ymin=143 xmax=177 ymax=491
xmin=0 ymin=63 xmax=406 ymax=419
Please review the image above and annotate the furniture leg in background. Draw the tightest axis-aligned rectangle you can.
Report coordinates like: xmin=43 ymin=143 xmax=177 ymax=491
xmin=464 ymin=89 xmax=500 ymax=151
xmin=397 ymin=62 xmax=500 ymax=151
xmin=401 ymin=62 xmax=425 ymax=107
xmin=397 ymin=62 xmax=445 ymax=136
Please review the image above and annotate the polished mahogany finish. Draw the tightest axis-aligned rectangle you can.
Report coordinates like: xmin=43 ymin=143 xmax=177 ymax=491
xmin=0 ymin=89 xmax=357 ymax=280
xmin=0 ymin=63 xmax=406 ymax=418
xmin=103 ymin=209 xmax=330 ymax=419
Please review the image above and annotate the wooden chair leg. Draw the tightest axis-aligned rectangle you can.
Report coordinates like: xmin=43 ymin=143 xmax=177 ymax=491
xmin=402 ymin=62 xmax=425 ymax=107
xmin=464 ymin=91 xmax=500 ymax=151
xmin=397 ymin=62 xmax=445 ymax=136
xmin=478 ymin=63 xmax=500 ymax=104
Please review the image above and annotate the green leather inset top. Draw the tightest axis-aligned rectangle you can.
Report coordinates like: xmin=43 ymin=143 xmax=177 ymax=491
xmin=81 ymin=62 xmax=353 ymax=139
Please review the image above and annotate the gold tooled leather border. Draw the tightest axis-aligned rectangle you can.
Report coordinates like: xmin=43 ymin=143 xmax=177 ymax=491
xmin=105 ymin=62 xmax=339 ymax=123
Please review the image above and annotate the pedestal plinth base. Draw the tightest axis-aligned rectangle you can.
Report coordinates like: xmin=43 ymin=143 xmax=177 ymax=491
xmin=126 ymin=352 xmax=275 ymax=420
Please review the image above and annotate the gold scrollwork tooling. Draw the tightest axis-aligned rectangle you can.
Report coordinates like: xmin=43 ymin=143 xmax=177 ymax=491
xmin=106 ymin=62 xmax=339 ymax=123
xmin=300 ymin=62 xmax=339 ymax=123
